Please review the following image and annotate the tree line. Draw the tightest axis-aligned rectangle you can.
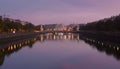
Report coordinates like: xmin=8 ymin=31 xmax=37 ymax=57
xmin=1 ymin=14 xmax=120 ymax=33
xmin=79 ymin=14 xmax=120 ymax=31
xmin=0 ymin=16 xmax=35 ymax=33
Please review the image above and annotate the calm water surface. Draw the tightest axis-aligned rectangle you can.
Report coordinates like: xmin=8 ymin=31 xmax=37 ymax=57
xmin=0 ymin=33 xmax=120 ymax=69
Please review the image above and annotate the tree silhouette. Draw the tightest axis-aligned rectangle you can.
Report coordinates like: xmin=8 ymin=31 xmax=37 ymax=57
xmin=79 ymin=14 xmax=120 ymax=32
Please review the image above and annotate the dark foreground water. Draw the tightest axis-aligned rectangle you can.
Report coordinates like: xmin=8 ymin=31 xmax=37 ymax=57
xmin=0 ymin=33 xmax=120 ymax=69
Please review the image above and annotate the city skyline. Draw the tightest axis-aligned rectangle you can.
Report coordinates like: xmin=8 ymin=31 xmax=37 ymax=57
xmin=0 ymin=0 xmax=120 ymax=25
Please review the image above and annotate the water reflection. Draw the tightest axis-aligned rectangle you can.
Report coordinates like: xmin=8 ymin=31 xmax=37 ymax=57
xmin=0 ymin=37 xmax=37 ymax=66
xmin=1 ymin=32 xmax=120 ymax=67
xmin=0 ymin=33 xmax=80 ymax=66
xmin=37 ymin=33 xmax=80 ymax=42
xmin=81 ymin=36 xmax=120 ymax=60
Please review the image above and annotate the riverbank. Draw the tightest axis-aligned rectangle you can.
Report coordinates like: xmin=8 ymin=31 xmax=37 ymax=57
xmin=1 ymin=31 xmax=120 ymax=43
xmin=79 ymin=31 xmax=120 ymax=43
xmin=0 ymin=32 xmax=39 ymax=43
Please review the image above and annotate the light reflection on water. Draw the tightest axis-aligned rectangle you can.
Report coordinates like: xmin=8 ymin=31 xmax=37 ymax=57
xmin=0 ymin=33 xmax=120 ymax=69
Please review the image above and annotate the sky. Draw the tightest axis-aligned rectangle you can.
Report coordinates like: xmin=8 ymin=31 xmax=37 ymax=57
xmin=0 ymin=0 xmax=120 ymax=25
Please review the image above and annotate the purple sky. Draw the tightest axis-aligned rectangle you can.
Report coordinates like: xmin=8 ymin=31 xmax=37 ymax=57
xmin=0 ymin=0 xmax=120 ymax=25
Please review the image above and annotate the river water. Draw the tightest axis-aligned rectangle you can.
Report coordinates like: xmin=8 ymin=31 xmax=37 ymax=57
xmin=0 ymin=33 xmax=120 ymax=69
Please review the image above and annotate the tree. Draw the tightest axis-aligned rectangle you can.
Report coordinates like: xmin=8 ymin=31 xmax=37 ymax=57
xmin=23 ymin=23 xmax=35 ymax=32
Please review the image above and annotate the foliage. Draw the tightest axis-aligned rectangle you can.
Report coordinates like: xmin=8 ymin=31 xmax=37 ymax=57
xmin=0 ymin=16 xmax=35 ymax=33
xmin=79 ymin=14 xmax=120 ymax=31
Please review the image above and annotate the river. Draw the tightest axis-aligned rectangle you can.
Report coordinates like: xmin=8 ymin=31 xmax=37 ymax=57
xmin=0 ymin=33 xmax=120 ymax=69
